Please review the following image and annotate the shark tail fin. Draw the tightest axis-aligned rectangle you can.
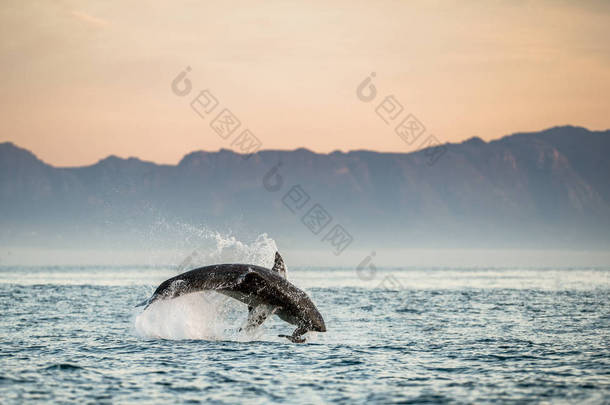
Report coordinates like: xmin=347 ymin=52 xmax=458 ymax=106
xmin=271 ymin=251 xmax=287 ymax=279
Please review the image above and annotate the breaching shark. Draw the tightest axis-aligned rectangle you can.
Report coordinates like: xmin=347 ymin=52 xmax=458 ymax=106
xmin=136 ymin=252 xmax=326 ymax=343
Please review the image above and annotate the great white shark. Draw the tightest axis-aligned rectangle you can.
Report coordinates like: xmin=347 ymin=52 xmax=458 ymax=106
xmin=136 ymin=252 xmax=326 ymax=343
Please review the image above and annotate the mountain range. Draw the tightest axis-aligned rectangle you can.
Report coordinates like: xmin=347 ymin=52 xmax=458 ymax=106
xmin=1 ymin=126 xmax=609 ymax=254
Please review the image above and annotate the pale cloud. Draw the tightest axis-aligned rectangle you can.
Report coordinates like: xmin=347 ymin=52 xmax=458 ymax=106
xmin=70 ymin=10 xmax=109 ymax=27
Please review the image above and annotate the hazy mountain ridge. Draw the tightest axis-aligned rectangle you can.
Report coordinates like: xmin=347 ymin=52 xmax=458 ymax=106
xmin=1 ymin=126 xmax=609 ymax=250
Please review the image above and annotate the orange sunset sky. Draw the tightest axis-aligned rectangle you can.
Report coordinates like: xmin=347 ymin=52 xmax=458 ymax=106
xmin=1 ymin=0 xmax=609 ymax=167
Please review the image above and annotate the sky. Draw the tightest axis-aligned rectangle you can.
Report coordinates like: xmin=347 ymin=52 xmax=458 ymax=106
xmin=1 ymin=0 xmax=609 ymax=167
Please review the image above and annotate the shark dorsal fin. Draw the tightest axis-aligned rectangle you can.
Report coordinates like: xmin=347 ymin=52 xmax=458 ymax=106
xmin=272 ymin=251 xmax=287 ymax=279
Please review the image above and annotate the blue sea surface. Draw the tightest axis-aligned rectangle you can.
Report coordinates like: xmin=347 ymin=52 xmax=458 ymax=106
xmin=1 ymin=266 xmax=609 ymax=403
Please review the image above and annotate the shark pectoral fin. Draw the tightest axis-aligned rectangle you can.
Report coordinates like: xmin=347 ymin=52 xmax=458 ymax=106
xmin=242 ymin=303 xmax=275 ymax=333
xmin=271 ymin=252 xmax=287 ymax=279
xmin=279 ymin=326 xmax=307 ymax=343
xmin=278 ymin=335 xmax=306 ymax=344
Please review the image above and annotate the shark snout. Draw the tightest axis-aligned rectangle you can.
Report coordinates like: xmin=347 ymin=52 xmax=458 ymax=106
xmin=314 ymin=321 xmax=326 ymax=332
xmin=309 ymin=310 xmax=326 ymax=332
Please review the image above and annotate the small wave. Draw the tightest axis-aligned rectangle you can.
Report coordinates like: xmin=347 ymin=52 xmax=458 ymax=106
xmin=396 ymin=307 xmax=422 ymax=314
xmin=43 ymin=363 xmax=84 ymax=371
xmin=0 ymin=375 xmax=36 ymax=385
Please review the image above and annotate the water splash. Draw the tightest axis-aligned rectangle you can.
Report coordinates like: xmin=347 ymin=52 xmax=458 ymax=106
xmin=135 ymin=292 xmax=240 ymax=340
xmin=175 ymin=232 xmax=279 ymax=273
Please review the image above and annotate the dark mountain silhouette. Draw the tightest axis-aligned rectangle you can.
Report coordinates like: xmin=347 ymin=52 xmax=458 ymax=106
xmin=1 ymin=126 xmax=609 ymax=251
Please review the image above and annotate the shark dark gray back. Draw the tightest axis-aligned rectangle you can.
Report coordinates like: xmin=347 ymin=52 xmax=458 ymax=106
xmin=137 ymin=252 xmax=325 ymax=343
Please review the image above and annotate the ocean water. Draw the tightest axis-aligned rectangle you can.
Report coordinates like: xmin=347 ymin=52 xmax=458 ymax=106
xmin=1 ymin=265 xmax=609 ymax=404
